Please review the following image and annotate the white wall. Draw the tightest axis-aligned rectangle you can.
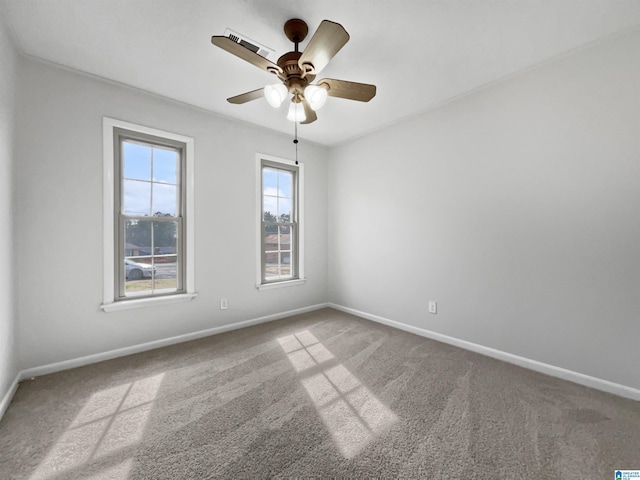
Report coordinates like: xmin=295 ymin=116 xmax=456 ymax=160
xmin=0 ymin=16 xmax=18 ymax=408
xmin=9 ymin=23 xmax=640 ymax=395
xmin=328 ymin=28 xmax=640 ymax=390
xmin=15 ymin=58 xmax=328 ymax=370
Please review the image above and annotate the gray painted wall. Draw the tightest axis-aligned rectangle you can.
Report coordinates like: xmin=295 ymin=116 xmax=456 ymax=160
xmin=328 ymin=28 xmax=640 ymax=390
xmin=5 ymin=25 xmax=639 ymax=400
xmin=15 ymin=58 xmax=328 ymax=369
xmin=0 ymin=18 xmax=18 ymax=406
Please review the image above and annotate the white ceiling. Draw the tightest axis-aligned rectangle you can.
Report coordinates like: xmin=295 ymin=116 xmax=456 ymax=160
xmin=4 ymin=0 xmax=640 ymax=146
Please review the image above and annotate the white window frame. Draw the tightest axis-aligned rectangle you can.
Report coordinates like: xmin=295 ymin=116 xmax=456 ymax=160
xmin=102 ymin=118 xmax=196 ymax=311
xmin=256 ymin=153 xmax=305 ymax=290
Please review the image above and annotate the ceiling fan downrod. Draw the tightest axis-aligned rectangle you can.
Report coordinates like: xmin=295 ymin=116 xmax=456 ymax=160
xmin=283 ymin=18 xmax=308 ymax=53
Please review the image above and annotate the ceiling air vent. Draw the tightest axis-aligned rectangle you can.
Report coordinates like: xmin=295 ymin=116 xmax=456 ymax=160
xmin=223 ymin=28 xmax=275 ymax=60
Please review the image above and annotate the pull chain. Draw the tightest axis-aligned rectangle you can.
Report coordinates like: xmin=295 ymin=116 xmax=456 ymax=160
xmin=293 ymin=121 xmax=299 ymax=165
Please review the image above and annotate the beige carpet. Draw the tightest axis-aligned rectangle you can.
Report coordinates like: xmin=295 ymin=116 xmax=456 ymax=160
xmin=1 ymin=308 xmax=639 ymax=479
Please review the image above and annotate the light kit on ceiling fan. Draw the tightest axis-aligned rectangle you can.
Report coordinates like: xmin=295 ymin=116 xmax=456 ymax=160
xmin=287 ymin=99 xmax=306 ymax=123
xmin=264 ymin=83 xmax=287 ymax=108
xmin=265 ymin=83 xmax=327 ymax=118
xmin=303 ymin=84 xmax=328 ymax=111
xmin=211 ymin=18 xmax=377 ymax=124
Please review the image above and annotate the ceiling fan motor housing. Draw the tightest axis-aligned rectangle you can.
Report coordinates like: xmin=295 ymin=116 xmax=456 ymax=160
xmin=278 ymin=51 xmax=315 ymax=95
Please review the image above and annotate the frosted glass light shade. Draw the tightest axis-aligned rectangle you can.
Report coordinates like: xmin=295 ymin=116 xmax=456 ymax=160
xmin=287 ymin=102 xmax=306 ymax=122
xmin=304 ymin=84 xmax=328 ymax=110
xmin=264 ymin=83 xmax=288 ymax=108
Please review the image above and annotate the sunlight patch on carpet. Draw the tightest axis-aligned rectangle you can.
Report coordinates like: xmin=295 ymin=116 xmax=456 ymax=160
xmin=278 ymin=331 xmax=397 ymax=459
xmin=30 ymin=373 xmax=164 ymax=480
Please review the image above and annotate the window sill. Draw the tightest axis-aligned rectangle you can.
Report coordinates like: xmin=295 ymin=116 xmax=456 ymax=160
xmin=256 ymin=278 xmax=306 ymax=291
xmin=101 ymin=293 xmax=197 ymax=312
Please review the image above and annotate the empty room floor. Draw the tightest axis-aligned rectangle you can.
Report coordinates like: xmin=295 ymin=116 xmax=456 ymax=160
xmin=1 ymin=308 xmax=639 ymax=479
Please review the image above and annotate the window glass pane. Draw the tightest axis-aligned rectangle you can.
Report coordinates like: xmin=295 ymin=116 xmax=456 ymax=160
xmin=153 ymin=147 xmax=178 ymax=184
xmin=125 ymin=219 xmax=152 ymax=258
xmin=278 ymin=171 xmax=292 ymax=198
xmin=123 ymin=220 xmax=180 ymax=296
xmin=280 ymin=253 xmax=291 ymax=276
xmin=153 ymin=220 xmax=178 ymax=291
xmin=280 ymin=225 xmax=292 ymax=276
xmin=123 ymin=142 xmax=151 ymax=181
xmin=154 ymin=263 xmax=177 ymax=291
xmin=264 ymin=225 xmax=279 ymax=280
xmin=263 ymin=210 xmax=277 ymax=223
xmin=263 ymin=225 xmax=294 ymax=281
xmin=263 ymin=167 xmax=293 ymax=222
xmin=152 ymin=183 xmax=177 ymax=216
xmin=265 ymin=252 xmax=279 ymax=280
xmin=263 ymin=168 xmax=277 ymax=194
xmin=278 ymin=198 xmax=291 ymax=222
xmin=263 ymin=195 xmax=277 ymax=221
xmin=263 ymin=168 xmax=278 ymax=220
xmin=264 ymin=226 xmax=278 ymax=252
xmin=124 ymin=256 xmax=155 ymax=295
xmin=123 ymin=179 xmax=151 ymax=216
xmin=124 ymin=219 xmax=153 ymax=296
xmin=153 ymin=220 xmax=177 ymax=258
xmin=280 ymin=225 xmax=291 ymax=247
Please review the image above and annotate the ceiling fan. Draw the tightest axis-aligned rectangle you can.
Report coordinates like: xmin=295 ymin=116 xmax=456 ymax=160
xmin=211 ymin=18 xmax=376 ymax=124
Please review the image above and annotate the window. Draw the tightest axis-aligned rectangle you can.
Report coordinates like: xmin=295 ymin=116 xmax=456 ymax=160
xmin=257 ymin=154 xmax=305 ymax=289
xmin=116 ymin=131 xmax=183 ymax=298
xmin=102 ymin=119 xmax=195 ymax=311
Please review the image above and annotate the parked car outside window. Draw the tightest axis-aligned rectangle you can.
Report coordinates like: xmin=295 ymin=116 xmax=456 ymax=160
xmin=125 ymin=259 xmax=156 ymax=280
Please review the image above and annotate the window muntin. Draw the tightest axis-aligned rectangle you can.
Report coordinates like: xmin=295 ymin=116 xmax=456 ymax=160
xmin=261 ymin=161 xmax=299 ymax=284
xmin=115 ymin=130 xmax=185 ymax=299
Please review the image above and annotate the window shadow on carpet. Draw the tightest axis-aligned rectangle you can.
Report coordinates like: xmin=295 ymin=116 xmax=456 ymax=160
xmin=29 ymin=373 xmax=164 ymax=480
xmin=278 ymin=330 xmax=398 ymax=459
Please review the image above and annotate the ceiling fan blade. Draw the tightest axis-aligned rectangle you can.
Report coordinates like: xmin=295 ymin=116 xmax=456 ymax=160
xmin=318 ymin=78 xmax=376 ymax=102
xmin=300 ymin=98 xmax=317 ymax=124
xmin=298 ymin=20 xmax=350 ymax=76
xmin=211 ymin=36 xmax=283 ymax=76
xmin=227 ymin=88 xmax=265 ymax=104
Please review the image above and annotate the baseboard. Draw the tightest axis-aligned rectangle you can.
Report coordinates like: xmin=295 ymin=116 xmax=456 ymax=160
xmin=0 ymin=372 xmax=21 ymax=420
xmin=16 ymin=301 xmax=639 ymax=404
xmin=20 ymin=303 xmax=329 ymax=381
xmin=328 ymin=303 xmax=640 ymax=402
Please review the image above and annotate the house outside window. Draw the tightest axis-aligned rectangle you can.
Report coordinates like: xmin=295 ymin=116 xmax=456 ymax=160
xmin=102 ymin=118 xmax=195 ymax=311
xmin=257 ymin=154 xmax=305 ymax=290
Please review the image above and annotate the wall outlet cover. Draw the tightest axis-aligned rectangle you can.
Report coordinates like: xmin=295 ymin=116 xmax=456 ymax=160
xmin=428 ymin=301 xmax=437 ymax=314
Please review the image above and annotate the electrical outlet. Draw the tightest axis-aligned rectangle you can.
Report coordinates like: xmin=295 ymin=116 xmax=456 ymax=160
xmin=220 ymin=298 xmax=228 ymax=310
xmin=428 ymin=301 xmax=437 ymax=314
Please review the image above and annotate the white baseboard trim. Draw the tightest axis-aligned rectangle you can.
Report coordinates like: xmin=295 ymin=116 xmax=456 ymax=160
xmin=0 ymin=372 xmax=21 ymax=420
xmin=329 ymin=303 xmax=640 ymax=402
xmin=20 ymin=303 xmax=329 ymax=381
